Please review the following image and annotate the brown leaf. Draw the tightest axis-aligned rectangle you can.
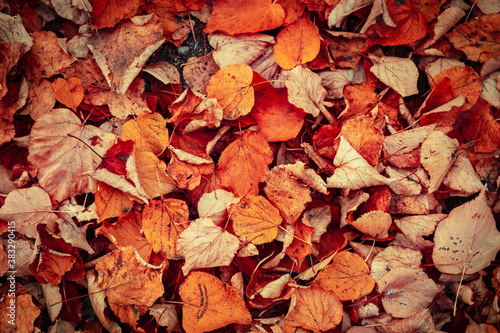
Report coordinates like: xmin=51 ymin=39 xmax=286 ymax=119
xmin=96 ymin=246 xmax=164 ymax=328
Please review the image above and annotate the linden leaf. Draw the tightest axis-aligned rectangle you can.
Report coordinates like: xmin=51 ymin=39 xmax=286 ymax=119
xmin=204 ymin=0 xmax=285 ymax=35
xmin=28 ymin=108 xmax=115 ymax=202
xmin=98 ymin=210 xmax=153 ymax=262
xmin=0 ymin=294 xmax=41 ymax=333
xmin=314 ymin=251 xmax=375 ymax=301
xmin=371 ymin=246 xmax=423 ymax=282
xmin=264 ymin=166 xmax=312 ymax=225
xmin=378 ymin=267 xmax=441 ymax=318
xmin=142 ymin=199 xmax=189 ymax=259
xmin=96 ymin=246 xmax=164 ymax=328
xmin=447 ymin=13 xmax=500 ymax=63
xmin=179 ymin=271 xmax=251 ymax=333
xmin=177 ymin=218 xmax=241 ymax=275
xmin=36 ymin=249 xmax=76 ymax=285
xmin=231 ymin=195 xmax=283 ymax=244
xmin=51 ymin=77 xmax=84 ymax=110
xmin=206 ymin=64 xmax=254 ymax=120
xmin=285 ymin=286 xmax=343 ymax=331
xmin=87 ymin=15 xmax=165 ymax=94
xmin=420 ymin=130 xmax=458 ymax=193
xmin=432 ymin=191 xmax=500 ymax=274
xmin=349 ymin=210 xmax=392 ymax=239
xmin=121 ymin=112 xmax=169 ymax=155
xmin=217 ymin=130 xmax=273 ymax=197
xmin=136 ymin=151 xmax=177 ymax=198
xmin=273 ymin=17 xmax=320 ymax=70
xmin=369 ymin=55 xmax=419 ymax=97
xmin=0 ymin=187 xmax=58 ymax=238
xmin=327 ymin=136 xmax=394 ymax=189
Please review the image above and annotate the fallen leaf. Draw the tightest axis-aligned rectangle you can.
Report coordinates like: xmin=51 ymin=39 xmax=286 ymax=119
xmin=284 ymin=65 xmax=331 ymax=119
xmin=377 ymin=267 xmax=441 ymax=318
xmin=217 ymin=130 xmax=273 ymax=197
xmin=420 ymin=130 xmax=458 ymax=193
xmin=349 ymin=210 xmax=392 ymax=239
xmin=285 ymin=285 xmax=343 ymax=331
xmin=369 ymin=55 xmax=419 ymax=97
xmin=327 ymin=137 xmax=394 ymax=189
xmin=28 ymin=108 xmax=115 ymax=202
xmin=432 ymin=191 xmax=500 ymax=274
xmin=447 ymin=13 xmax=500 ymax=63
xmin=370 ymin=246 xmax=422 ymax=282
xmin=273 ymin=17 xmax=320 ymax=70
xmin=252 ymin=87 xmax=306 ymax=142
xmin=209 ymin=33 xmax=275 ymax=68
xmin=87 ymin=15 xmax=165 ymax=94
xmin=393 ymin=214 xmax=446 ymax=237
xmin=35 ymin=249 xmax=76 ymax=285
xmin=0 ymin=293 xmax=41 ymax=333
xmin=121 ymin=112 xmax=169 ymax=155
xmin=179 ymin=271 xmax=251 ymax=333
xmin=231 ymin=195 xmax=283 ymax=245
xmin=98 ymin=210 xmax=153 ymax=262
xmin=177 ymin=217 xmax=240 ymax=275
xmin=0 ymin=187 xmax=58 ymax=238
xmin=29 ymin=30 xmax=75 ymax=78
xmin=264 ymin=166 xmax=312 ymax=225
xmin=51 ymin=77 xmax=84 ymax=110
xmin=142 ymin=198 xmax=188 ymax=259
xmin=96 ymin=246 xmax=164 ymax=328
xmin=206 ymin=64 xmax=254 ymax=120
xmin=314 ymin=251 xmax=375 ymax=301
xmin=285 ymin=220 xmax=314 ymax=266
xmin=205 ymin=0 xmax=285 ymax=35
xmin=136 ymin=150 xmax=177 ymax=198
xmin=90 ymin=0 xmax=141 ymax=29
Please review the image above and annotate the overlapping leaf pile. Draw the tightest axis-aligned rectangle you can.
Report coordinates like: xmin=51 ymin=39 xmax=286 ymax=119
xmin=0 ymin=0 xmax=499 ymax=332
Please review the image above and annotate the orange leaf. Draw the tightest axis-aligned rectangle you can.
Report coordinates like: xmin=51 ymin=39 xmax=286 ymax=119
xmin=205 ymin=0 xmax=285 ymax=35
xmin=142 ymin=199 xmax=189 ymax=259
xmin=217 ymin=131 xmax=273 ymax=197
xmin=264 ymin=166 xmax=312 ymax=225
xmin=96 ymin=246 xmax=164 ymax=328
xmin=94 ymin=182 xmax=134 ymax=221
xmin=90 ymin=0 xmax=141 ymax=29
xmin=252 ymin=88 xmax=306 ymax=142
xmin=285 ymin=285 xmax=343 ymax=331
xmin=179 ymin=271 xmax=252 ymax=333
xmin=35 ymin=249 xmax=76 ymax=285
xmin=285 ymin=220 xmax=314 ymax=266
xmin=98 ymin=210 xmax=153 ymax=262
xmin=340 ymin=115 xmax=384 ymax=166
xmin=177 ymin=218 xmax=241 ymax=275
xmin=0 ymin=294 xmax=41 ymax=332
xmin=51 ymin=77 xmax=83 ymax=110
xmin=136 ymin=151 xmax=177 ymax=198
xmin=429 ymin=64 xmax=482 ymax=110
xmin=231 ymin=195 xmax=283 ymax=244
xmin=462 ymin=97 xmax=500 ymax=154
xmin=206 ymin=64 xmax=254 ymax=120
xmin=447 ymin=13 xmax=500 ymax=63
xmin=29 ymin=31 xmax=75 ymax=78
xmin=273 ymin=17 xmax=320 ymax=70
xmin=121 ymin=112 xmax=169 ymax=155
xmin=314 ymin=251 xmax=375 ymax=301
xmin=140 ymin=0 xmax=184 ymax=41
xmin=349 ymin=210 xmax=392 ymax=239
